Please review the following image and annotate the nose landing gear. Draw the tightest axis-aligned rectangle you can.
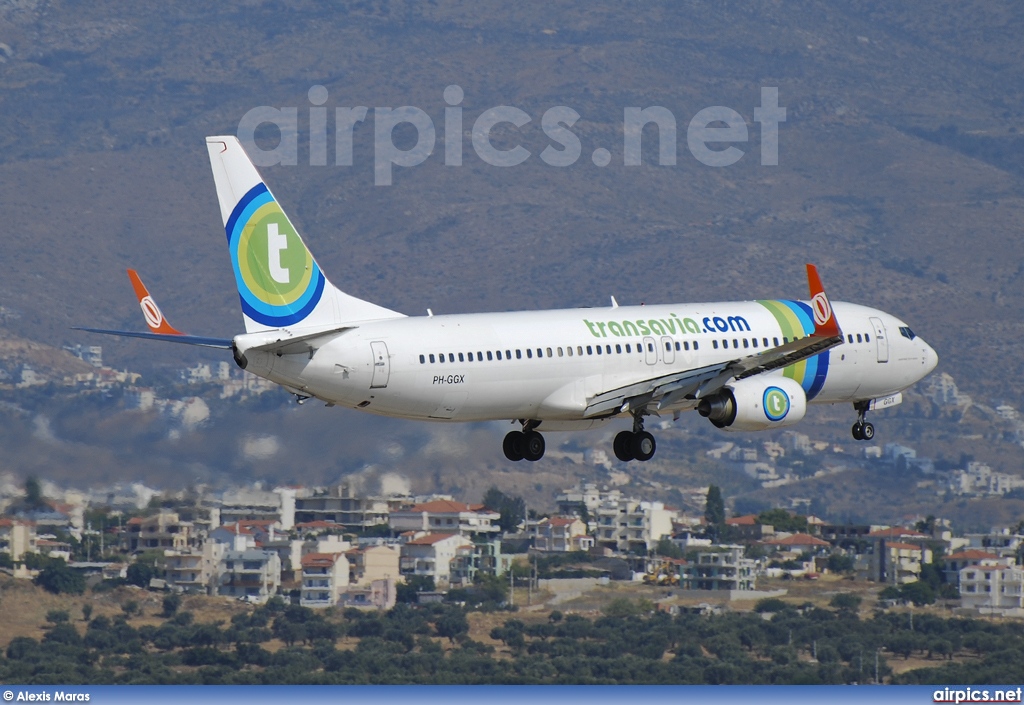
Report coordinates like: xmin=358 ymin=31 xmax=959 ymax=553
xmin=851 ymin=401 xmax=875 ymax=441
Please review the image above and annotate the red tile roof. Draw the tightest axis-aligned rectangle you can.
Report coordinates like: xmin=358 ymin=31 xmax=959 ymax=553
xmin=406 ymin=533 xmax=459 ymax=546
xmin=548 ymin=517 xmax=578 ymax=527
xmin=726 ymin=515 xmax=758 ymax=526
xmin=766 ymin=533 xmax=830 ymax=547
xmin=296 ymin=520 xmax=342 ymax=529
xmin=946 ymin=550 xmax=1000 ymax=561
xmin=301 ymin=552 xmax=342 ymax=568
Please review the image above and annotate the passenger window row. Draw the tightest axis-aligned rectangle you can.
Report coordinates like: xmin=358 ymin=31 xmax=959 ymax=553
xmin=846 ymin=333 xmax=872 ymax=344
xmin=712 ymin=336 xmax=782 ymax=350
xmin=418 ymin=339 xmax=701 ymax=364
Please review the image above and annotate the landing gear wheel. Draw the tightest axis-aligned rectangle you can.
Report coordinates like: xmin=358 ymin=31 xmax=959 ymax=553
xmin=632 ymin=431 xmax=656 ymax=462
xmin=851 ymin=423 xmax=864 ymax=441
xmin=503 ymin=431 xmax=525 ymax=461
xmin=524 ymin=430 xmax=548 ymax=463
xmin=613 ymin=431 xmax=636 ymax=462
xmin=523 ymin=431 xmax=546 ymax=462
xmin=860 ymin=422 xmax=875 ymax=440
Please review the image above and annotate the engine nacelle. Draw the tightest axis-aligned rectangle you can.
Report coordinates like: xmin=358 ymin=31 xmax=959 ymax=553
xmin=697 ymin=377 xmax=807 ymax=432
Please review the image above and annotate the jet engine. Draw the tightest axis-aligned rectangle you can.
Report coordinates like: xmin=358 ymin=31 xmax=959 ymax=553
xmin=697 ymin=376 xmax=807 ymax=432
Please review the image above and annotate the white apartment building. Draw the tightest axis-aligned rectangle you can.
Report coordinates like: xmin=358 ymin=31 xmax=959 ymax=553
xmin=217 ymin=487 xmax=296 ymax=530
xmin=294 ymin=485 xmax=393 ymax=530
xmin=164 ymin=541 xmax=224 ymax=594
xmin=217 ymin=550 xmax=281 ymax=604
xmin=299 ymin=552 xmax=350 ymax=608
xmin=686 ymin=546 xmax=757 ymax=591
xmin=594 ymin=498 xmax=677 ymax=554
xmin=960 ymin=560 xmax=1024 ymax=615
xmin=389 ymin=500 xmax=500 ymax=537
xmin=399 ymin=533 xmax=472 ymax=586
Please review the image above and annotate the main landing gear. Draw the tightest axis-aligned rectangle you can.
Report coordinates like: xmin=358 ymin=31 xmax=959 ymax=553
xmin=503 ymin=420 xmax=545 ymax=462
xmin=851 ymin=401 xmax=875 ymax=441
xmin=612 ymin=413 xmax=657 ymax=462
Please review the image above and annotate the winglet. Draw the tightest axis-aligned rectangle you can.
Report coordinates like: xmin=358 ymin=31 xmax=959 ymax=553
xmin=127 ymin=269 xmax=184 ymax=335
xmin=806 ymin=264 xmax=842 ymax=339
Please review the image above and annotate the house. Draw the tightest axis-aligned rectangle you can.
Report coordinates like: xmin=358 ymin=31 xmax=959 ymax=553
xmin=124 ymin=511 xmax=193 ymax=553
xmin=299 ymin=552 xmax=350 ymax=608
xmin=450 ymin=538 xmax=513 ymax=585
xmin=217 ymin=486 xmax=296 ymax=531
xmin=294 ymin=484 xmax=392 ymax=530
xmin=340 ymin=578 xmax=397 ymax=611
xmin=685 ymin=546 xmax=757 ymax=591
xmin=944 ymin=549 xmax=1002 ymax=588
xmin=164 ymin=541 xmax=225 ymax=594
xmin=0 ymin=519 xmax=36 ymax=561
xmin=399 ymin=533 xmax=472 ymax=586
xmin=960 ymin=560 xmax=1024 ymax=615
xmin=210 ymin=522 xmax=258 ymax=551
xmin=726 ymin=515 xmax=775 ymax=541
xmin=35 ymin=538 xmax=72 ymax=562
xmin=763 ymin=533 xmax=831 ymax=554
xmin=532 ymin=517 xmax=593 ymax=552
xmin=346 ymin=544 xmax=400 ymax=586
xmin=593 ymin=498 xmax=677 ymax=554
xmin=389 ymin=500 xmax=501 ymax=538
xmin=217 ymin=550 xmax=281 ymax=603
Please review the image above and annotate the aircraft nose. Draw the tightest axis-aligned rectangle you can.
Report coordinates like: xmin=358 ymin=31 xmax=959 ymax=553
xmin=921 ymin=340 xmax=938 ymax=375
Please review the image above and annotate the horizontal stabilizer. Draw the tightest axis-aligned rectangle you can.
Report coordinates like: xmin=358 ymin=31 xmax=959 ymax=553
xmin=72 ymin=327 xmax=232 ymax=349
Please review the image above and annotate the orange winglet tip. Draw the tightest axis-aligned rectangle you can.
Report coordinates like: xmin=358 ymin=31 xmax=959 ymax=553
xmin=127 ymin=269 xmax=184 ymax=336
xmin=806 ymin=264 xmax=842 ymax=338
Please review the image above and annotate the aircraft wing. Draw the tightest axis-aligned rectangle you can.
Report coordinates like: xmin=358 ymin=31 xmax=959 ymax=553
xmin=583 ymin=264 xmax=844 ymax=418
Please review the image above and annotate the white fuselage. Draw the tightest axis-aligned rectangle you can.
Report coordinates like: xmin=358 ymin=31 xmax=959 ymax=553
xmin=236 ymin=299 xmax=938 ymax=429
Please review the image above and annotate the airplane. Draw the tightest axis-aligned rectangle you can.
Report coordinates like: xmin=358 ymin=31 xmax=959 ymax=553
xmin=77 ymin=135 xmax=939 ymax=463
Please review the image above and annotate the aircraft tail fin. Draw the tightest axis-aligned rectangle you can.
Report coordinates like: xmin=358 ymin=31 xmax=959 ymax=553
xmin=205 ymin=136 xmax=404 ymax=333
xmin=128 ymin=268 xmax=184 ymax=335
xmin=805 ymin=263 xmax=842 ymax=339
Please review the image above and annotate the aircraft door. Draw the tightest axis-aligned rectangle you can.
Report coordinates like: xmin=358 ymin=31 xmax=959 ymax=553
xmin=370 ymin=341 xmax=391 ymax=388
xmin=661 ymin=336 xmax=675 ymax=365
xmin=869 ymin=317 xmax=888 ymax=363
xmin=643 ymin=336 xmax=657 ymax=365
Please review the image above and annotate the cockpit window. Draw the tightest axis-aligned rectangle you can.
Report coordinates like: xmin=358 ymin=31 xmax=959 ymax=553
xmin=899 ymin=326 xmax=917 ymax=340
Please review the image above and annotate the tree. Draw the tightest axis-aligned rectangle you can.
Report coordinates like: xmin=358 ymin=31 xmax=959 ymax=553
xmin=483 ymin=487 xmax=526 ymax=533
xmin=34 ymin=561 xmax=85 ymax=595
xmin=900 ymin=581 xmax=936 ymax=607
xmin=122 ymin=600 xmax=140 ymax=617
xmin=435 ymin=610 xmax=469 ymax=644
xmin=829 ymin=593 xmax=862 ymax=611
xmin=45 ymin=609 xmax=70 ymax=624
xmin=757 ymin=508 xmax=807 ymax=533
xmin=81 ymin=604 xmax=93 ymax=622
xmin=162 ymin=593 xmax=181 ymax=617
xmin=655 ymin=536 xmax=683 ymax=559
xmin=827 ymin=552 xmax=855 ymax=574
xmin=396 ymin=575 xmax=435 ymax=603
xmin=704 ymin=485 xmax=725 ymax=539
xmin=126 ymin=561 xmax=156 ymax=587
